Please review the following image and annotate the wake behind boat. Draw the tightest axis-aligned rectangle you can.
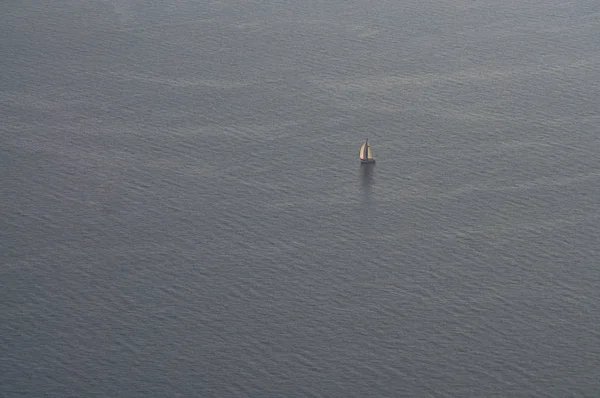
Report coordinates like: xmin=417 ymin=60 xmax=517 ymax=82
xmin=359 ymin=139 xmax=375 ymax=164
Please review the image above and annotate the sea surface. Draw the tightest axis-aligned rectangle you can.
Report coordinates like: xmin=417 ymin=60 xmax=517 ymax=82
xmin=2 ymin=0 xmax=600 ymax=396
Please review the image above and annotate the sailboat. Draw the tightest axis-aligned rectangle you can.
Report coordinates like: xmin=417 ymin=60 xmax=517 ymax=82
xmin=359 ymin=139 xmax=375 ymax=164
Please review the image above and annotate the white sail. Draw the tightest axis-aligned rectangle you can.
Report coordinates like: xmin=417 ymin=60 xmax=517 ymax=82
xmin=359 ymin=142 xmax=367 ymax=160
xmin=367 ymin=144 xmax=373 ymax=159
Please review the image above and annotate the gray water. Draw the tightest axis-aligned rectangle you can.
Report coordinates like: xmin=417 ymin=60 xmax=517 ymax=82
xmin=2 ymin=0 xmax=600 ymax=396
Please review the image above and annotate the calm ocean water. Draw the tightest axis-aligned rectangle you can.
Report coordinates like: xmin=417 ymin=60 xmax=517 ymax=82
xmin=2 ymin=0 xmax=599 ymax=396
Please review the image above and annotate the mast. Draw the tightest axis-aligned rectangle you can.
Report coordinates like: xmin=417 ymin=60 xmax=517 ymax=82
xmin=364 ymin=139 xmax=369 ymax=160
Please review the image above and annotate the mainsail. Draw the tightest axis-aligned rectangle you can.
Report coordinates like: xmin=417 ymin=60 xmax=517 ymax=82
xmin=359 ymin=142 xmax=367 ymax=160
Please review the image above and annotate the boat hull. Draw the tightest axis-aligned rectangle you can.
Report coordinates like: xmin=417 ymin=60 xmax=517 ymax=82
xmin=360 ymin=159 xmax=376 ymax=164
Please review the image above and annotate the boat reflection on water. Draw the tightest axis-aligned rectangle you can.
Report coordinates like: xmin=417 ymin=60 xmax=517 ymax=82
xmin=359 ymin=164 xmax=375 ymax=202
xmin=358 ymin=163 xmax=375 ymax=206
xmin=360 ymin=163 xmax=375 ymax=186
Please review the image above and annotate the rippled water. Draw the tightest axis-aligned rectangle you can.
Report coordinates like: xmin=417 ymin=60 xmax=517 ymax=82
xmin=2 ymin=0 xmax=600 ymax=396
